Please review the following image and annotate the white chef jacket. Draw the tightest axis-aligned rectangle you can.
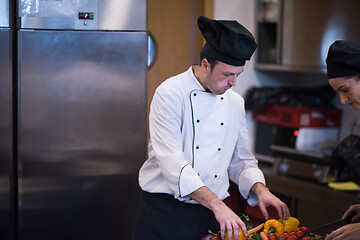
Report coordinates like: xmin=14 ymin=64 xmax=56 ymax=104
xmin=139 ymin=66 xmax=265 ymax=206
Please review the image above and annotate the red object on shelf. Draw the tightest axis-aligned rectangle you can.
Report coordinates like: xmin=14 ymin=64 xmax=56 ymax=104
xmin=252 ymin=104 xmax=342 ymax=128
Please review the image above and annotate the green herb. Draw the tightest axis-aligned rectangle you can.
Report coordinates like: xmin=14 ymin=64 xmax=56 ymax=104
xmin=240 ymin=213 xmax=250 ymax=222
xmin=208 ymin=229 xmax=221 ymax=237
xmin=250 ymin=232 xmax=262 ymax=240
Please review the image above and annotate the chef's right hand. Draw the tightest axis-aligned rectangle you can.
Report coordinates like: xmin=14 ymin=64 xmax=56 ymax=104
xmin=212 ymin=202 xmax=248 ymax=240
xmin=342 ymin=204 xmax=360 ymax=223
xmin=188 ymin=186 xmax=248 ymax=240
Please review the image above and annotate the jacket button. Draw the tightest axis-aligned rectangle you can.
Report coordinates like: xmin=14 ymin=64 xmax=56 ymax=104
xmin=193 ymin=93 xmax=197 ymax=96
xmin=196 ymin=146 xmax=199 ymax=149
xmin=218 ymin=148 xmax=221 ymax=151
xmin=214 ymin=175 xmax=217 ymax=178
xmin=196 ymin=119 xmax=200 ymax=123
xmin=221 ymin=97 xmax=224 ymax=100
xmin=221 ymin=122 xmax=224 ymax=126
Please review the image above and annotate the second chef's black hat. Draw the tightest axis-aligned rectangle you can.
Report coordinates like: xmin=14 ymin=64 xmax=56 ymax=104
xmin=326 ymin=40 xmax=360 ymax=79
xmin=198 ymin=16 xmax=257 ymax=66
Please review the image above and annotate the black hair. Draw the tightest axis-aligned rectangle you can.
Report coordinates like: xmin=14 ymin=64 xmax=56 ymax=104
xmin=344 ymin=74 xmax=360 ymax=81
xmin=355 ymin=74 xmax=360 ymax=81
xmin=199 ymin=48 xmax=219 ymax=71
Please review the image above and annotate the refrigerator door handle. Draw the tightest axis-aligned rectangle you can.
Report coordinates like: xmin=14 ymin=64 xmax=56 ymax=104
xmin=147 ymin=32 xmax=157 ymax=69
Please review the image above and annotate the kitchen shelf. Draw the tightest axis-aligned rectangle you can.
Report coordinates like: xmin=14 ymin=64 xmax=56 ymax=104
xmin=255 ymin=63 xmax=326 ymax=74
xmin=270 ymin=145 xmax=331 ymax=164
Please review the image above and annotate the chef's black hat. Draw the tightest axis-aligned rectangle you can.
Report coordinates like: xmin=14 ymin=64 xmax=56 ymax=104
xmin=326 ymin=40 xmax=360 ymax=79
xmin=198 ymin=16 xmax=257 ymax=66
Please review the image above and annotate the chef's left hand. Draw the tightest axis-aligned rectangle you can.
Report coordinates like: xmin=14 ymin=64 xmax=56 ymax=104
xmin=250 ymin=183 xmax=290 ymax=220
xmin=324 ymin=223 xmax=360 ymax=240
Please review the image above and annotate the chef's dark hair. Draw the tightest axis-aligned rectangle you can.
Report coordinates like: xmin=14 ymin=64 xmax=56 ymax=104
xmin=199 ymin=48 xmax=219 ymax=71
xmin=350 ymin=74 xmax=360 ymax=81
xmin=340 ymin=74 xmax=360 ymax=82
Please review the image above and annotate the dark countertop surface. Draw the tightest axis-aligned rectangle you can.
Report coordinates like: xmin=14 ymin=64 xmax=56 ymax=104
xmin=259 ymin=162 xmax=360 ymax=228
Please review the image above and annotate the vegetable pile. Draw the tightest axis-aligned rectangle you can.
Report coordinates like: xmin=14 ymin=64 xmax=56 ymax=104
xmin=202 ymin=215 xmax=322 ymax=240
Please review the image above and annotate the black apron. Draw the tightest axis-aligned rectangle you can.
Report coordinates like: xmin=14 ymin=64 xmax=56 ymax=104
xmin=132 ymin=191 xmax=219 ymax=240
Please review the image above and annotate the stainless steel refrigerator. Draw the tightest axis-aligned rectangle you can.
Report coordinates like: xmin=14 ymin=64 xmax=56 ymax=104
xmin=1 ymin=0 xmax=148 ymax=239
xmin=0 ymin=0 xmax=14 ymax=239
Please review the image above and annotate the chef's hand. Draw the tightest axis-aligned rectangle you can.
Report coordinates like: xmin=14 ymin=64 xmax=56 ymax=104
xmin=342 ymin=204 xmax=360 ymax=223
xmin=188 ymin=186 xmax=248 ymax=240
xmin=250 ymin=183 xmax=290 ymax=220
xmin=212 ymin=200 xmax=247 ymax=240
xmin=324 ymin=223 xmax=360 ymax=240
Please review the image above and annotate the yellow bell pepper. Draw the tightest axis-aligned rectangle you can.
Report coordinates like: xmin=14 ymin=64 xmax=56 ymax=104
xmin=280 ymin=217 xmax=300 ymax=232
xmin=224 ymin=228 xmax=246 ymax=240
xmin=263 ymin=219 xmax=284 ymax=236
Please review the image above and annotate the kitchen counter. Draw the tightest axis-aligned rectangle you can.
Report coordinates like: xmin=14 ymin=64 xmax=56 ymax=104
xmin=259 ymin=163 xmax=360 ymax=228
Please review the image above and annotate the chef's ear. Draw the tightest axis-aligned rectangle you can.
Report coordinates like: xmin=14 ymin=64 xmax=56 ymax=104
xmin=201 ymin=58 xmax=210 ymax=71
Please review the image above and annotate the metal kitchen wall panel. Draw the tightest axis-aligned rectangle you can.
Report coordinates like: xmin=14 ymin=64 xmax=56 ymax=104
xmin=0 ymin=0 xmax=9 ymax=27
xmin=20 ymin=0 xmax=147 ymax=31
xmin=18 ymin=30 xmax=147 ymax=239
xmin=0 ymin=29 xmax=14 ymax=240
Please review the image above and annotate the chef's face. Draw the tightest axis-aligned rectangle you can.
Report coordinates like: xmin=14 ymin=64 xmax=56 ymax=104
xmin=329 ymin=76 xmax=360 ymax=110
xmin=201 ymin=60 xmax=244 ymax=95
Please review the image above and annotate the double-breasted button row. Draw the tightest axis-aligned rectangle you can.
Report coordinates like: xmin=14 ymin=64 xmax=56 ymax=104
xmin=194 ymin=146 xmax=222 ymax=151
xmin=192 ymin=93 xmax=224 ymax=179
xmin=196 ymin=119 xmax=223 ymax=126
xmin=192 ymin=92 xmax=224 ymax=100
xmin=197 ymin=172 xmax=218 ymax=178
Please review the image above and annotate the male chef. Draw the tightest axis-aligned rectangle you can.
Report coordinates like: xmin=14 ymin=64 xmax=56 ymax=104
xmin=132 ymin=16 xmax=289 ymax=240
